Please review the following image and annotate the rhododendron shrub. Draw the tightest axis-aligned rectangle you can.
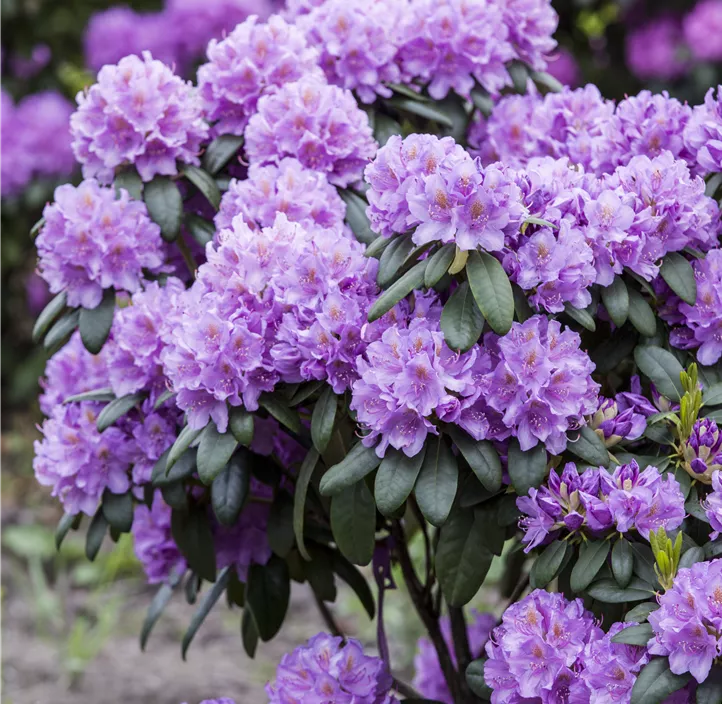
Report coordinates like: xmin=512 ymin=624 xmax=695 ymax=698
xmin=27 ymin=2 xmax=722 ymax=703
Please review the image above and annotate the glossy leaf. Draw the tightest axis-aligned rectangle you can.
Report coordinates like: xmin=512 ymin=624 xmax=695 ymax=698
xmin=466 ymin=251 xmax=513 ymax=335
xmin=167 ymin=424 xmax=204 ymax=471
xmin=612 ymin=538 xmax=634 ymax=588
xmin=311 ymin=387 xmax=337 ymax=455
xmin=258 ymin=394 xmax=302 ymax=434
xmin=181 ymin=164 xmax=221 ymax=210
xmin=202 ymin=134 xmax=244 ymax=174
xmin=85 ymin=511 xmax=108 ymax=561
xmin=140 ymin=569 xmax=182 ymax=650
xmin=44 ymin=310 xmax=80 ymax=352
xmin=330 ymin=480 xmax=376 ymax=566
xmin=564 ymin=302 xmax=596 ymax=332
xmin=611 ymin=623 xmax=654 ymax=646
xmin=181 ymin=567 xmax=231 ymax=659
xmin=96 ymin=392 xmax=144 ymax=432
xmin=586 ymin=577 xmax=655 ymax=603
xmin=446 ymin=427 xmax=502 ymax=493
xmin=530 ymin=540 xmax=570 ymax=589
xmin=247 ymin=556 xmax=290 ymax=641
xmin=374 ymin=447 xmax=426 ymax=517
xmin=660 ymin=252 xmax=697 ymax=305
xmin=211 ymin=452 xmax=250 ymax=526
xmin=424 ymin=243 xmax=456 ymax=288
xmin=440 ymin=282 xmax=485 ymax=352
xmin=228 ymin=407 xmax=254 ymax=446
xmin=507 ymin=440 xmax=547 ymax=496
xmin=601 ymin=277 xmax=629 ymax=327
xmin=171 ymin=507 xmax=217 ymax=583
xmin=630 ymin=657 xmax=691 ymax=704
xmin=196 ymin=422 xmax=238 ymax=485
xmin=101 ymin=490 xmax=134 ymax=533
xmin=293 ymin=448 xmax=320 ymax=561
xmin=339 ymin=189 xmax=375 ymax=245
xmin=567 ymin=425 xmax=610 ymax=468
xmin=634 ymin=346 xmax=684 ymax=401
xmin=414 ymin=435 xmax=458 ymax=527
xmin=319 ymin=442 xmax=381 ymax=497
xmin=570 ymin=540 xmax=610 ymax=593
xmin=627 ymin=287 xmax=657 ymax=337
xmin=144 ymin=176 xmax=183 ymax=241
xmin=32 ymin=291 xmax=67 ymax=343
xmin=377 ymin=235 xmax=415 ymax=288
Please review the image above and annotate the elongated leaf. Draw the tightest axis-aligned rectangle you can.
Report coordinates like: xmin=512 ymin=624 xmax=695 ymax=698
xmin=660 ymin=253 xmax=697 ymax=305
xmin=367 ymin=259 xmax=428 ymax=322
xmin=181 ymin=566 xmax=231 ymax=659
xmin=227 ymin=407 xmax=253 ymax=446
xmin=241 ymin=605 xmax=258 ymax=658
xmin=55 ymin=513 xmax=81 ymax=550
xmin=627 ymin=287 xmax=657 ymax=337
xmin=466 ymin=251 xmax=513 ymax=335
xmin=168 ymin=425 xmax=204 ymax=472
xmin=446 ymin=427 xmax=502 ymax=493
xmin=339 ymin=189 xmax=375 ymax=245
xmin=311 ymin=387 xmax=337 ymax=454
xmin=85 ymin=511 xmax=108 ymax=561
xmin=319 ymin=442 xmax=381 ymax=497
xmin=181 ymin=164 xmax=221 ymax=210
xmin=530 ymin=540 xmax=569 ymax=589
xmin=625 ymin=602 xmax=659 ymax=623
xmin=153 ymin=389 xmax=175 ymax=410
xmin=365 ymin=234 xmax=395 ymax=260
xmin=440 ymin=282 xmax=484 ymax=352
xmin=424 ymin=243 xmax=456 ymax=288
xmin=101 ymin=490 xmax=134 ymax=533
xmin=330 ymin=480 xmax=376 ymax=566
xmin=414 ymin=435 xmax=458 ymax=527
xmin=470 ymin=86 xmax=494 ymax=117
xmin=630 ymin=657 xmax=691 ymax=704
xmin=294 ymin=448 xmax=320 ymax=561
xmin=530 ymin=69 xmax=564 ymax=93
xmin=570 ymin=540 xmax=610 ymax=593
xmin=631 ymin=543 xmax=659 ymax=586
xmin=587 ymin=577 xmax=655 ymax=603
xmin=696 ymin=669 xmax=722 ymax=704
xmin=64 ymin=387 xmax=115 ymax=404
xmin=196 ymin=422 xmax=238 ymax=485
xmin=378 ymin=235 xmax=415 ymax=288
xmin=171 ymin=507 xmax=217 ymax=582
xmin=507 ymin=439 xmax=547 ymax=496
xmin=44 ymin=310 xmax=80 ymax=352
xmin=612 ymin=623 xmax=654 ymax=646
xmin=567 ymin=425 xmax=610 ymax=468
xmin=374 ymin=447 xmax=426 ymax=517
xmin=247 ymin=555 xmax=290 ymax=641
xmin=437 ymin=509 xmax=493 ymax=606
xmin=466 ymin=659 xmax=493 ymax=699
xmin=152 ymin=448 xmax=196 ymax=487
xmin=304 ymin=549 xmax=337 ymax=602
xmin=202 ymin=134 xmax=244 ymax=174
xmin=635 ymin=346 xmax=684 ymax=401
xmin=612 ymin=538 xmax=634 ymax=588
xmin=79 ymin=288 xmax=115 ymax=354
xmin=289 ymin=380 xmax=325 ymax=407
xmin=387 ymin=96 xmax=454 ymax=127
xmin=373 ymin=113 xmax=403 ymax=148
xmin=259 ymin=394 xmax=302 ymax=434
xmin=564 ymin=302 xmax=596 ymax=332
xmin=703 ymin=382 xmax=722 ymax=407
xmin=32 ymin=291 xmax=67 ymax=343
xmin=268 ymin=491 xmax=295 ymax=558
xmin=114 ymin=168 xmax=143 ymax=200
xmin=185 ymin=213 xmax=215 ymax=247
xmin=161 ymin=481 xmax=188 ymax=511
xmin=328 ymin=548 xmax=375 ymax=618
xmin=97 ymin=392 xmax=144 ymax=432
xmin=679 ymin=546 xmax=705 ymax=570
xmin=601 ymin=277 xmax=629 ymax=327
xmin=144 ymin=176 xmax=183 ymax=241
xmin=211 ymin=452 xmax=250 ymax=526
xmin=511 ymin=282 xmax=534 ymax=323
xmin=140 ymin=569 xmax=182 ymax=650
xmin=507 ymin=60 xmax=528 ymax=92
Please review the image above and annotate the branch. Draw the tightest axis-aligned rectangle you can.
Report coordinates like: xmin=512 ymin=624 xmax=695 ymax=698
xmin=448 ymin=606 xmax=472 ymax=672
xmin=393 ymin=676 xmax=423 ymax=700
xmin=312 ymin=590 xmax=342 ymax=638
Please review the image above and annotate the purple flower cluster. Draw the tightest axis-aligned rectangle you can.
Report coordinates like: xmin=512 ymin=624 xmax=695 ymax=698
xmin=162 ymin=213 xmax=377 ymax=432
xmin=214 ymin=158 xmax=345 ymax=232
xmin=626 ymin=17 xmax=688 ymax=81
xmin=658 ymin=250 xmax=722 ymax=366
xmin=703 ymin=471 xmax=722 ymax=539
xmin=682 ymin=418 xmax=722 ymax=483
xmin=684 ymin=0 xmax=722 ymax=62
xmin=684 ymin=86 xmax=722 ymax=176
xmin=648 ymin=559 xmax=722 ymax=683
xmin=245 ymin=75 xmax=377 ymax=187
xmin=414 ymin=611 xmax=495 ymax=704
xmin=266 ymin=632 xmax=397 ymax=703
xmin=1 ymin=90 xmax=76 ymax=198
xmin=545 ymin=47 xmax=580 ymax=88
xmin=71 ymin=52 xmax=209 ymax=183
xmin=365 ymin=134 xmax=526 ymax=250
xmin=36 ymin=179 xmax=166 ymax=309
xmin=517 ymin=460 xmax=686 ymax=551
xmin=484 ymin=589 xmax=649 ymax=703
xmin=198 ymin=15 xmax=321 ymax=137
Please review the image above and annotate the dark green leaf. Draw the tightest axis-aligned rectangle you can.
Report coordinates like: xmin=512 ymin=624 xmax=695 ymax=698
xmin=611 ymin=623 xmax=654 ymax=646
xmin=367 ymin=259 xmax=428 ymax=322
xmin=507 ymin=60 xmax=529 ymax=92
xmin=414 ymin=435 xmax=458 ymax=527
xmin=564 ymin=302 xmax=596 ymax=332
xmin=96 ymin=392 xmax=144 ymax=432
xmin=202 ymin=134 xmax=244 ymax=174
xmin=304 ymin=549 xmax=337 ymax=603
xmin=470 ymin=85 xmax=494 ymax=116
xmin=79 ymin=289 xmax=115 ymax=354
xmin=660 ymin=253 xmax=697 ymax=305
xmin=247 ymin=555 xmax=290 ymax=641
xmin=437 ymin=509 xmax=493 ymax=606
xmin=612 ymin=538 xmax=634 ymax=588
xmin=85 ymin=511 xmax=108 ymax=561
xmin=530 ymin=540 xmax=570 ymax=589
xmin=30 ymin=216 xmax=46 ymax=238
xmin=268 ymin=491 xmax=295 ymax=558
xmin=339 ymin=189 xmax=375 ymax=245
xmin=319 ymin=442 xmax=382 ymax=497
xmin=696 ymin=668 xmax=722 ymax=704
xmin=387 ymin=82 xmax=430 ymax=101
xmin=114 ymin=168 xmax=142 ymax=200
xmin=634 ymin=346 xmax=684 ymax=401
xmin=522 ymin=216 xmax=558 ymax=230
xmin=329 ymin=548 xmax=375 ymax=619
xmin=365 ymin=234 xmax=395 ymax=260
xmin=631 ymin=543 xmax=659 ymax=586
xmin=181 ymin=566 xmax=231 ymax=659
xmin=627 ymin=287 xmax=658 ymax=337
xmin=446 ymin=427 xmax=502 ymax=493
xmin=374 ymin=447 xmax=426 ymax=517
xmin=101 ymin=490 xmax=134 ymax=533
xmin=227 ymin=407 xmax=253 ymax=446
xmin=152 ymin=448 xmax=196 ymax=487
xmin=570 ymin=540 xmax=610 ymax=593
xmin=196 ymin=422 xmax=238 ymax=485
xmin=55 ymin=513 xmax=81 ymax=550
xmin=153 ymin=389 xmax=175 ymax=410
xmin=171 ymin=507 xmax=217 ymax=582
xmin=259 ymin=394 xmax=302 ymax=434
xmin=424 ymin=243 xmax=456 ymax=288
xmin=167 ymin=424 xmax=204 ymax=471
xmin=311 ymin=387 xmax=337 ymax=455
xmin=289 ymin=380 xmax=325 ymax=407
xmin=507 ymin=439 xmax=547 ymax=496
xmin=601 ymin=277 xmax=629 ymax=327
xmin=144 ymin=176 xmax=183 ymax=241
xmin=140 ymin=570 xmax=182 ymax=650
xmin=181 ymin=164 xmax=221 ymax=210
xmin=511 ymin=282 xmax=534 ymax=323
xmin=330 ymin=480 xmax=376 ymax=566
xmin=185 ymin=213 xmax=215 ymax=247
xmin=625 ymin=602 xmax=659 ymax=623
xmin=591 ymin=330 xmax=638 ymax=374
xmin=386 ymin=96 xmax=454 ymax=127
xmin=241 ymin=604 xmax=259 ymax=658
xmin=587 ymin=577 xmax=655 ymax=603
xmin=378 ymin=235 xmax=415 ymax=288
xmin=567 ymin=425 xmax=610 ymax=468
xmin=44 ymin=310 xmax=80 ymax=352
xmin=211 ymin=452 xmax=250 ymax=526
xmin=630 ymin=657 xmax=691 ymax=704
xmin=294 ymin=448 xmax=320 ymax=561
xmin=466 ymin=251 xmax=514 ymax=335
xmin=466 ymin=658 xmax=493 ymax=699
xmin=703 ymin=382 xmax=722 ymax=407
xmin=530 ymin=69 xmax=564 ymax=93
xmin=440 ymin=282 xmax=484 ymax=352
xmin=373 ymin=113 xmax=403 ymax=148
xmin=161 ymin=482 xmax=188 ymax=511
xmin=32 ymin=291 xmax=67 ymax=343
xmin=679 ymin=546 xmax=705 ymax=570
xmin=63 ymin=387 xmax=115 ymax=404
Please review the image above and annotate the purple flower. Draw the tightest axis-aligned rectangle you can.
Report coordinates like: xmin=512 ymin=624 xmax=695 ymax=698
xmin=71 ymin=52 xmax=209 ymax=183
xmin=198 ymin=14 xmax=321 ymax=137
xmin=266 ymin=632 xmax=397 ymax=703
xmin=588 ymin=379 xmax=654 ymax=447
xmin=215 ymin=158 xmax=345 ymax=232
xmin=684 ymin=86 xmax=722 ymax=176
xmin=297 ymin=0 xmax=404 ymax=104
xmin=703 ymin=471 xmax=722 ymax=539
xmin=648 ymin=559 xmax=722 ymax=683
xmin=501 ymin=0 xmax=559 ymax=72
xmin=684 ymin=0 xmax=722 ymax=62
xmin=414 ymin=611 xmax=495 ymax=704
xmin=245 ymin=75 xmax=377 ymax=187
xmin=682 ymin=417 xmax=722 ymax=483
xmin=132 ymin=492 xmax=186 ymax=584
xmin=626 ymin=17 xmax=688 ymax=81
xmin=181 ymin=700 xmax=236 ymax=704
xmin=545 ymin=47 xmax=580 ymax=88
xmin=36 ymin=179 xmax=166 ymax=309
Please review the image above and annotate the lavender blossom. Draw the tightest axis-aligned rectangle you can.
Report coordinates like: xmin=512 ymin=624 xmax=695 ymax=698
xmin=684 ymin=86 xmax=722 ymax=176
xmin=681 ymin=417 xmax=722 ymax=483
xmin=703 ymin=471 xmax=722 ymax=539
xmin=684 ymin=0 xmax=722 ymax=62
xmin=626 ymin=18 xmax=688 ymax=81
xmin=588 ymin=378 xmax=655 ymax=447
